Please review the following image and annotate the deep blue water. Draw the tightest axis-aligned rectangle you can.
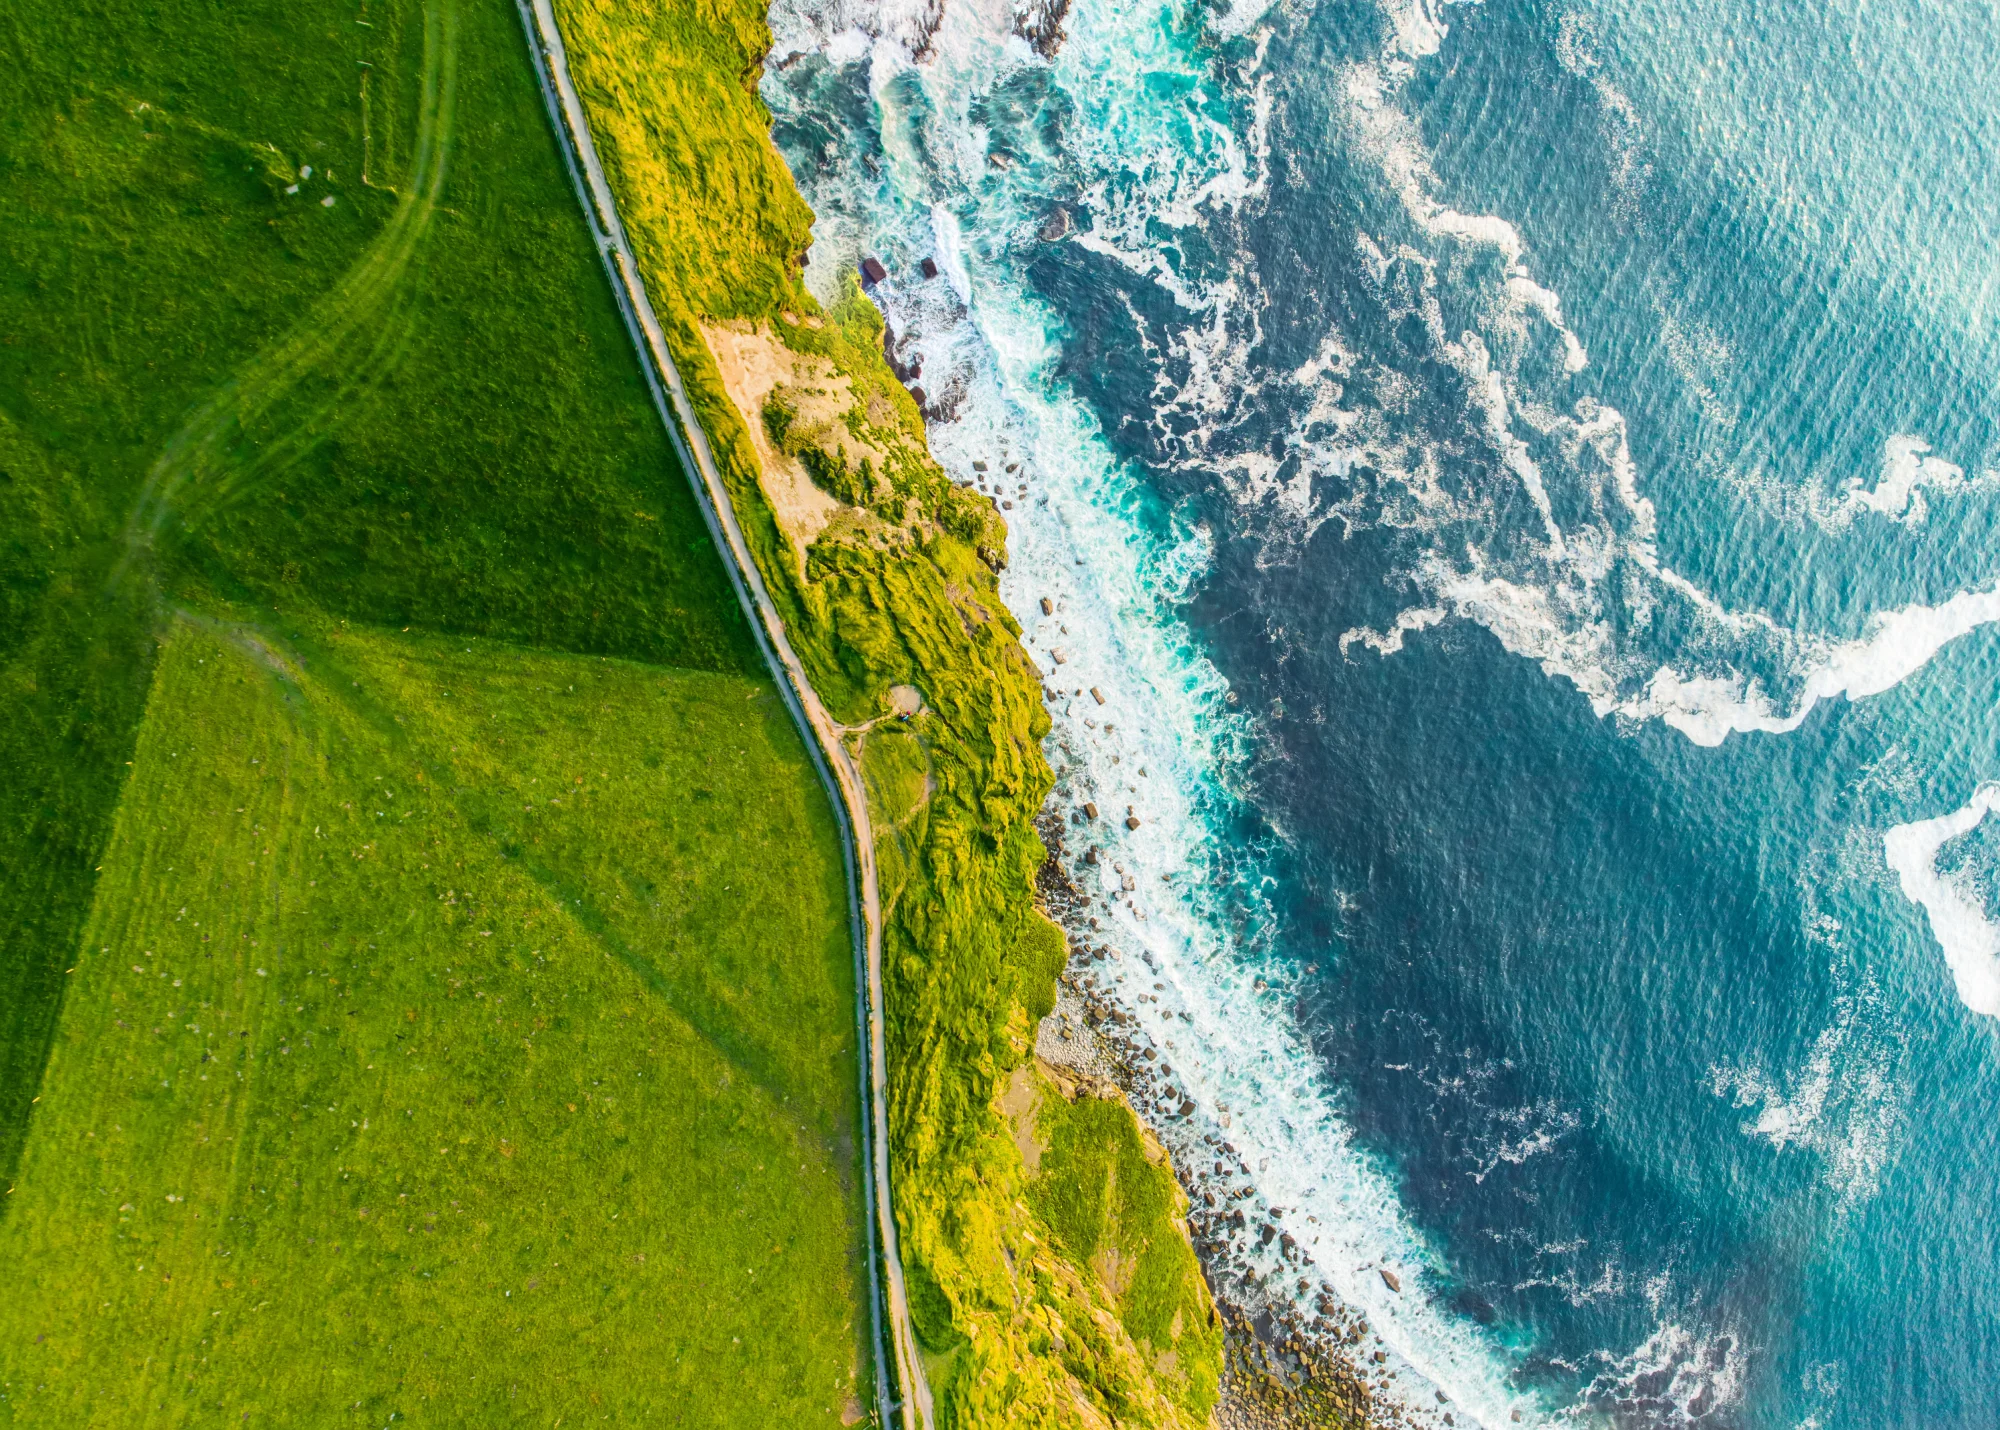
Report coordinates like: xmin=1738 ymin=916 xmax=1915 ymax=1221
xmin=760 ymin=0 xmax=2000 ymax=1423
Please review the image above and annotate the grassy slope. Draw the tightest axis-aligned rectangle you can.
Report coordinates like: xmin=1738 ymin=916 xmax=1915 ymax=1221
xmin=1 ymin=0 xmax=871 ymax=1417
xmin=0 ymin=622 xmax=866 ymax=1425
xmin=552 ymin=0 xmax=1224 ymax=1422
xmin=0 ymin=0 xmax=759 ymax=1185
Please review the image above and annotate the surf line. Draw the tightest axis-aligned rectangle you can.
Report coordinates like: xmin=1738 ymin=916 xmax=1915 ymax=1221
xmin=509 ymin=2 xmax=931 ymax=1425
xmin=764 ymin=10 xmax=1554 ymax=1424
xmin=824 ymin=131 xmax=1548 ymax=1430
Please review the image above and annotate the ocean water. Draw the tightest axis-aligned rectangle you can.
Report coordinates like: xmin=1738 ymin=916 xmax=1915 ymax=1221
xmin=757 ymin=0 xmax=2000 ymax=1423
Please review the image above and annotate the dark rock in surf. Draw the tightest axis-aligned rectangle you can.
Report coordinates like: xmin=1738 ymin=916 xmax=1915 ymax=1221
xmin=1012 ymin=0 xmax=1072 ymax=57
xmin=860 ymin=255 xmax=888 ymax=285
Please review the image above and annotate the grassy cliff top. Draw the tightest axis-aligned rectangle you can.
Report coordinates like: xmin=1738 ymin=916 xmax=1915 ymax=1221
xmin=551 ymin=0 xmax=1224 ymax=1421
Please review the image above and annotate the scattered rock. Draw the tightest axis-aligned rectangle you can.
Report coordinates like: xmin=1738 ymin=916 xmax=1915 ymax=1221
xmin=1090 ymin=686 xmax=1106 ymax=705
xmin=920 ymin=256 xmax=939 ymax=280
xmin=1379 ymin=1267 xmax=1401 ymax=1294
xmin=1083 ymin=802 xmax=1099 ymax=820
xmin=1038 ymin=207 xmax=1073 ymax=242
xmin=1126 ymin=815 xmax=1142 ymax=830
xmin=1041 ymin=596 xmax=1055 ymax=615
xmin=860 ymin=255 xmax=888 ymax=284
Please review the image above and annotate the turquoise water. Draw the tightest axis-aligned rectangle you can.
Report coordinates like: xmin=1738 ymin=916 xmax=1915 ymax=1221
xmin=760 ymin=0 xmax=2000 ymax=1422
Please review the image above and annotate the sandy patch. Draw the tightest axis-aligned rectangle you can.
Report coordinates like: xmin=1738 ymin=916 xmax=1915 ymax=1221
xmin=702 ymin=320 xmax=891 ymax=572
xmin=1092 ymin=1239 xmax=1133 ymax=1299
xmin=1000 ymin=1062 xmax=1046 ymax=1174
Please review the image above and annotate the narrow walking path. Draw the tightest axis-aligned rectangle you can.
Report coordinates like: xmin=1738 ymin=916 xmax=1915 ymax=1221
xmin=512 ymin=2 xmax=934 ymax=1426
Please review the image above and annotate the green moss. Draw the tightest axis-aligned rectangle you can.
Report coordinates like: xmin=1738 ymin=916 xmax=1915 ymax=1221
xmin=1030 ymin=1086 xmax=1223 ymax=1417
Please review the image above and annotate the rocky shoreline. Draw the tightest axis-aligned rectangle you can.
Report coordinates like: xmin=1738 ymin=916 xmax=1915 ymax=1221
xmin=1035 ymin=818 xmax=1474 ymax=1430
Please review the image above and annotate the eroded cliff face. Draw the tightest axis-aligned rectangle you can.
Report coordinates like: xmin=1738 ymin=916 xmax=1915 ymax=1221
xmin=551 ymin=0 xmax=1221 ymax=1422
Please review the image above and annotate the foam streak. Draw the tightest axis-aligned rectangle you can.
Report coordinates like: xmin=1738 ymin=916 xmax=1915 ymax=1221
xmin=1884 ymin=785 xmax=2000 ymax=1017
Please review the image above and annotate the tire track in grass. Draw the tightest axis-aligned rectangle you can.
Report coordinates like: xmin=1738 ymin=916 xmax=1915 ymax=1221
xmin=119 ymin=0 xmax=460 ymax=582
xmin=57 ymin=619 xmax=307 ymax=1418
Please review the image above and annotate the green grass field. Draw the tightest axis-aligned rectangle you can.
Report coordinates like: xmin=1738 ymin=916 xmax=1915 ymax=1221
xmin=1 ymin=0 xmax=874 ymax=1418
xmin=0 ymin=620 xmax=868 ymax=1424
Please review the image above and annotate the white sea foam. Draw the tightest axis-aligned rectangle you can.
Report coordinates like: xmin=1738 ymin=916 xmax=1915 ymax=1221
xmin=1421 ymin=565 xmax=2000 ymax=747
xmin=760 ymin=0 xmax=1555 ymax=1422
xmin=928 ymin=203 xmax=973 ymax=303
xmin=1230 ymin=3 xmax=2000 ymax=753
xmin=1581 ymin=1312 xmax=1751 ymax=1425
xmin=1552 ymin=9 xmax=1652 ymax=219
xmin=1704 ymin=975 xmax=1905 ymax=1206
xmin=1341 ymin=604 xmax=1448 ymax=656
xmin=1843 ymin=434 xmax=1973 ymax=523
xmin=753 ymin=0 xmax=1962 ymax=1417
xmin=1883 ymin=785 xmax=2000 ymax=1017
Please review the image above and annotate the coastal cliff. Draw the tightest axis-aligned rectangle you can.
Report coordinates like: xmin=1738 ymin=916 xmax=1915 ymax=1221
xmin=548 ymin=0 xmax=1222 ymax=1422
